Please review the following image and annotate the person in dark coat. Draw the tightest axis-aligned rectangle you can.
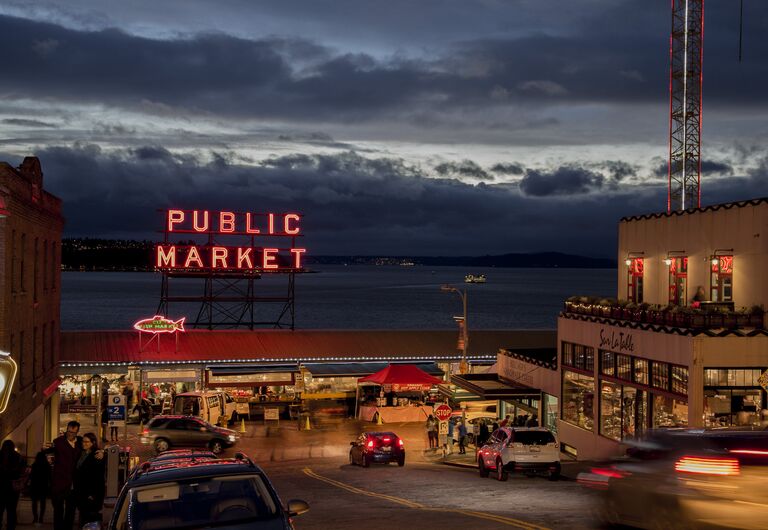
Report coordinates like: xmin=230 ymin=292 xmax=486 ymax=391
xmin=0 ymin=439 xmax=25 ymax=530
xmin=478 ymin=420 xmax=490 ymax=447
xmin=74 ymin=433 xmax=106 ymax=527
xmin=49 ymin=420 xmax=83 ymax=530
xmin=29 ymin=449 xmax=52 ymax=525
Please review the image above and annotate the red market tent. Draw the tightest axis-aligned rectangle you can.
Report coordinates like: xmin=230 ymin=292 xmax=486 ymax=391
xmin=355 ymin=364 xmax=443 ymax=420
xmin=358 ymin=363 xmax=443 ymax=389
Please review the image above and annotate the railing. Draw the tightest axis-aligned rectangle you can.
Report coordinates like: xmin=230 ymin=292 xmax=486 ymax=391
xmin=563 ymin=297 xmax=765 ymax=330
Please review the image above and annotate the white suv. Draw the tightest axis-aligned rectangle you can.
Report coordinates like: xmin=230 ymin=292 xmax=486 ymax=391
xmin=477 ymin=427 xmax=560 ymax=481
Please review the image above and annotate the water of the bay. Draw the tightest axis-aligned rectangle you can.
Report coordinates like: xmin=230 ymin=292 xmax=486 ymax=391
xmin=61 ymin=266 xmax=615 ymax=330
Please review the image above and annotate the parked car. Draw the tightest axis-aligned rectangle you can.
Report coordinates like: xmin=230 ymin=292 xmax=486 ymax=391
xmin=579 ymin=429 xmax=768 ymax=529
xmin=172 ymin=390 xmax=239 ymax=426
xmin=477 ymin=427 xmax=560 ymax=481
xmin=349 ymin=431 xmax=405 ymax=467
xmin=140 ymin=415 xmax=239 ymax=454
xmin=147 ymin=449 xmax=218 ymax=464
xmin=88 ymin=453 xmax=309 ymax=530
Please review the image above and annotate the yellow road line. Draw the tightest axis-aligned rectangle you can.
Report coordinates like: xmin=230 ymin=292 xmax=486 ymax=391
xmin=302 ymin=467 xmax=550 ymax=530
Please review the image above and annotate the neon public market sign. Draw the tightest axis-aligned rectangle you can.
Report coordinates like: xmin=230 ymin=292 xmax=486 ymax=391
xmin=155 ymin=209 xmax=307 ymax=272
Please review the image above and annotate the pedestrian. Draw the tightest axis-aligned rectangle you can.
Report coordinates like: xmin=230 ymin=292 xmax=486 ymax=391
xmin=446 ymin=420 xmax=455 ymax=454
xmin=478 ymin=420 xmax=490 ymax=447
xmin=48 ymin=420 xmax=83 ymax=530
xmin=29 ymin=449 xmax=52 ymax=525
xmin=425 ymin=415 xmax=437 ymax=449
xmin=457 ymin=421 xmax=468 ymax=454
xmin=74 ymin=433 xmax=106 ymax=527
xmin=526 ymin=415 xmax=539 ymax=427
xmin=0 ymin=440 xmax=26 ymax=530
xmin=100 ymin=407 xmax=109 ymax=443
xmin=430 ymin=416 xmax=439 ymax=449
xmin=499 ymin=414 xmax=511 ymax=427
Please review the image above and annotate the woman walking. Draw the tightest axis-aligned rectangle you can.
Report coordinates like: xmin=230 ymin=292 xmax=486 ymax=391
xmin=30 ymin=449 xmax=52 ymax=525
xmin=0 ymin=440 xmax=25 ymax=530
xmin=74 ymin=433 xmax=106 ymax=527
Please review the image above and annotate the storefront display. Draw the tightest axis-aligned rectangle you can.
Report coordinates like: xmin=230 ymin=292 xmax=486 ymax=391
xmin=704 ymin=368 xmax=766 ymax=426
xmin=562 ymin=370 xmax=594 ymax=431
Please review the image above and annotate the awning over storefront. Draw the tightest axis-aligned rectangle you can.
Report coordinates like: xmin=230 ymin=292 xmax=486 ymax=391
xmin=205 ymin=364 xmax=299 ymax=387
xmin=303 ymin=361 xmax=443 ymax=378
xmin=450 ymin=373 xmax=541 ymax=399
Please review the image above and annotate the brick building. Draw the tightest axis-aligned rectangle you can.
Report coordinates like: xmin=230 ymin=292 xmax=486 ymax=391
xmin=0 ymin=157 xmax=63 ymax=455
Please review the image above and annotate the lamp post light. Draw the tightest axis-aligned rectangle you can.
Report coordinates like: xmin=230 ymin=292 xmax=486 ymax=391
xmin=441 ymin=284 xmax=468 ymax=375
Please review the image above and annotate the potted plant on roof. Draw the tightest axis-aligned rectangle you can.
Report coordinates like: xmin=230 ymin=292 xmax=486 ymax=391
xmin=749 ymin=305 xmax=765 ymax=328
xmin=664 ymin=304 xmax=678 ymax=327
xmin=690 ymin=307 xmax=706 ymax=328
xmin=723 ymin=309 xmax=738 ymax=329
xmin=598 ymin=298 xmax=614 ymax=318
xmin=613 ymin=299 xmax=627 ymax=320
xmin=637 ymin=302 xmax=650 ymax=323
xmin=624 ymin=302 xmax=638 ymax=321
xmin=736 ymin=307 xmax=751 ymax=328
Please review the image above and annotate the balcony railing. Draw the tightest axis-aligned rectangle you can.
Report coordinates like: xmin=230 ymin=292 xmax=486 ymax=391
xmin=563 ymin=296 xmax=765 ymax=330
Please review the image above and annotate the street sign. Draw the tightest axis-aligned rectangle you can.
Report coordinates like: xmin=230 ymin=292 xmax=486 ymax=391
xmin=434 ymin=404 xmax=452 ymax=422
xmin=759 ymin=370 xmax=768 ymax=391
xmin=439 ymin=420 xmax=448 ymax=435
xmin=108 ymin=394 xmax=126 ymax=427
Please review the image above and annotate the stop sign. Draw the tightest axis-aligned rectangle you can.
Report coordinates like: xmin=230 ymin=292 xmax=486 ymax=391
xmin=433 ymin=404 xmax=452 ymax=422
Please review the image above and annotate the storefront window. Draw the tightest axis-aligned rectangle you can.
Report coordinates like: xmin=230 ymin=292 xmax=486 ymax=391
xmin=710 ymin=255 xmax=733 ymax=302
xmin=652 ymin=362 xmax=669 ymax=391
xmin=633 ymin=358 xmax=649 ymax=386
xmin=623 ymin=386 xmax=646 ymax=439
xmin=600 ymin=350 xmax=615 ymax=376
xmin=562 ymin=371 xmax=595 ymax=431
xmin=671 ymin=365 xmax=688 ymax=395
xmin=599 ymin=381 xmax=622 ymax=441
xmin=562 ymin=342 xmax=594 ymax=372
xmin=704 ymin=368 xmax=764 ymax=387
xmin=543 ymin=393 xmax=558 ymax=434
xmin=562 ymin=342 xmax=574 ymax=367
xmin=627 ymin=258 xmax=644 ymax=303
xmin=616 ymin=354 xmax=632 ymax=381
xmin=704 ymin=367 xmax=765 ymax=427
xmin=652 ymin=394 xmax=688 ymax=428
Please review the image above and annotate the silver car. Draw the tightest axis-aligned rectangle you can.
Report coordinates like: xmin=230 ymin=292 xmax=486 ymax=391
xmin=140 ymin=415 xmax=238 ymax=454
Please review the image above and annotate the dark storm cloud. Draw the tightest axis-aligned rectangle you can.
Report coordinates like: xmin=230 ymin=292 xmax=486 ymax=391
xmin=597 ymin=161 xmax=637 ymax=181
xmin=2 ymin=1 xmax=768 ymax=123
xmin=653 ymin=159 xmax=736 ymax=178
xmin=0 ymin=144 xmax=668 ymax=256
xmin=519 ymin=166 xmax=605 ymax=197
xmin=2 ymin=118 xmax=58 ymax=128
xmin=490 ymin=163 xmax=525 ymax=176
xmin=433 ymin=160 xmax=492 ymax=181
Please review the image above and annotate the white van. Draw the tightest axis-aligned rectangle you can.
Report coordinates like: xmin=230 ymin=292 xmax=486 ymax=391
xmin=172 ymin=391 xmax=238 ymax=425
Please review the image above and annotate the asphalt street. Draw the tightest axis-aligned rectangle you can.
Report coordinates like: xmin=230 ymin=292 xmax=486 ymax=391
xmin=30 ymin=416 xmax=601 ymax=530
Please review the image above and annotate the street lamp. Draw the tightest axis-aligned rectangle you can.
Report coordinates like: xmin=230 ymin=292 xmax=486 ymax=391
xmin=441 ymin=284 xmax=468 ymax=375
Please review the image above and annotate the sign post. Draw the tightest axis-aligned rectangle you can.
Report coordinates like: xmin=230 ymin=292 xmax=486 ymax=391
xmin=108 ymin=394 xmax=127 ymax=442
xmin=433 ymin=404 xmax=452 ymax=457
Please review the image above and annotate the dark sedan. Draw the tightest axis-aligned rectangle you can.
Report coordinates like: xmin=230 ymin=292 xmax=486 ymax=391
xmin=349 ymin=431 xmax=405 ymax=467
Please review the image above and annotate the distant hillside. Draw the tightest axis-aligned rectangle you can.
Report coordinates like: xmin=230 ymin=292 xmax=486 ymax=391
xmin=313 ymin=252 xmax=616 ymax=269
xmin=61 ymin=239 xmax=615 ymax=271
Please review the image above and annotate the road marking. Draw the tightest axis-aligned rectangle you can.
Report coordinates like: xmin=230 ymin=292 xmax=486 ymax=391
xmin=302 ymin=468 xmax=550 ymax=530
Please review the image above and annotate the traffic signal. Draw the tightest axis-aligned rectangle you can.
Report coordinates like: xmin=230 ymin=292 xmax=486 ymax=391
xmin=0 ymin=351 xmax=18 ymax=414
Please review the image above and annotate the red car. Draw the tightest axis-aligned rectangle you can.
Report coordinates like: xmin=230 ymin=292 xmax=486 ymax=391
xmin=349 ymin=431 xmax=405 ymax=467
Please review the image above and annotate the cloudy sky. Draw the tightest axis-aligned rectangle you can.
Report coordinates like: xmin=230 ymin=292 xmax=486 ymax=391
xmin=1 ymin=0 xmax=767 ymax=257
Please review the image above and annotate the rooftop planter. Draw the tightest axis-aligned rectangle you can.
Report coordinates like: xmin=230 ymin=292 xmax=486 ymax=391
xmin=563 ymin=296 xmax=765 ymax=331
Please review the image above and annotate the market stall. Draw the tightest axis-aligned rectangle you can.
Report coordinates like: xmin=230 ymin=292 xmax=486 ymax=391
xmin=356 ymin=364 xmax=443 ymax=423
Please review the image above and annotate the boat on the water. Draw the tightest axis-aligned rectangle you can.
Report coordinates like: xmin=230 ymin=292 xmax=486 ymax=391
xmin=464 ymin=274 xmax=486 ymax=283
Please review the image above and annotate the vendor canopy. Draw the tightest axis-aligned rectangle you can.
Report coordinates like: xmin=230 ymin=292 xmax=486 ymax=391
xmin=358 ymin=363 xmax=442 ymax=391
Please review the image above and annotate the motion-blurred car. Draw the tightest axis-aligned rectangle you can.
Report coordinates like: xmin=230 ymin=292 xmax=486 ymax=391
xmin=349 ymin=431 xmax=405 ymax=467
xmin=579 ymin=429 xmax=768 ymax=529
xmin=90 ymin=453 xmax=309 ymax=530
xmin=140 ymin=415 xmax=238 ymax=454
xmin=477 ymin=427 xmax=560 ymax=481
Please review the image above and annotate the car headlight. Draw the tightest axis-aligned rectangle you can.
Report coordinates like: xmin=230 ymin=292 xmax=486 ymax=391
xmin=228 ymin=435 xmax=236 ymax=442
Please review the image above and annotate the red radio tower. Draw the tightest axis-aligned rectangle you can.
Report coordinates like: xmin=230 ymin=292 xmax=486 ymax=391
xmin=667 ymin=0 xmax=704 ymax=212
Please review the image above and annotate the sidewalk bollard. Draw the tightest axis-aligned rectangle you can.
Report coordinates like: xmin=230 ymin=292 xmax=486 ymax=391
xmin=239 ymin=418 xmax=246 ymax=434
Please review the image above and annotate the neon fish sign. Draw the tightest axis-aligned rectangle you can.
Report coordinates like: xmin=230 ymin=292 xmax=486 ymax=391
xmin=156 ymin=209 xmax=307 ymax=272
xmin=134 ymin=315 xmax=186 ymax=334
xmin=0 ymin=351 xmax=18 ymax=414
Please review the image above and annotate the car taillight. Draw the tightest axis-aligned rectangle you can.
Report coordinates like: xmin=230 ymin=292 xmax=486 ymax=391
xmin=591 ymin=467 xmax=629 ymax=479
xmin=729 ymin=449 xmax=768 ymax=456
xmin=367 ymin=440 xmax=375 ymax=449
xmin=675 ymin=456 xmax=740 ymax=476
xmin=142 ymin=429 xmax=149 ymax=436
xmin=398 ymin=439 xmax=404 ymax=448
